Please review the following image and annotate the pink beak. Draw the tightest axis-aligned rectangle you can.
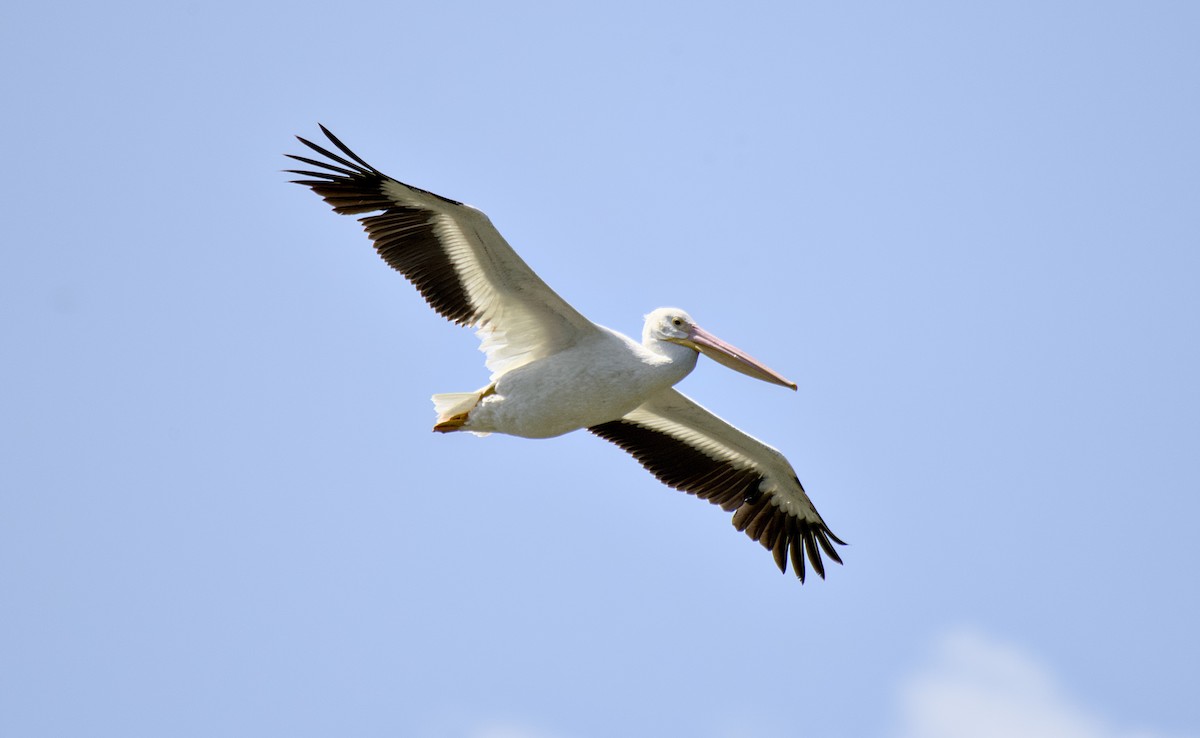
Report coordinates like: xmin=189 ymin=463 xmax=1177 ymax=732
xmin=687 ymin=325 xmax=797 ymax=391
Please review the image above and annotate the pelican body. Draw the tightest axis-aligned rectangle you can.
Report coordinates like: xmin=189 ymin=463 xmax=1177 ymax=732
xmin=452 ymin=323 xmax=695 ymax=438
xmin=287 ymin=126 xmax=844 ymax=582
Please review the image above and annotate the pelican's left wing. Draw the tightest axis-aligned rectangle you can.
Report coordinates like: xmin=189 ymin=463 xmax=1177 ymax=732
xmin=287 ymin=125 xmax=598 ymax=377
xmin=589 ymin=388 xmax=845 ymax=581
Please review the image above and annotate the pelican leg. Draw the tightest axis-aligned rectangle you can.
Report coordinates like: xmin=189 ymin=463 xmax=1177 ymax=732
xmin=433 ymin=413 xmax=470 ymax=433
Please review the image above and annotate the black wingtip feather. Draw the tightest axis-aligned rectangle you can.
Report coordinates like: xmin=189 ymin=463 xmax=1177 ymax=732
xmin=317 ymin=124 xmax=381 ymax=173
xmin=771 ymin=535 xmax=788 ymax=574
xmin=293 ymin=134 xmax=373 ymax=177
xmin=816 ymin=528 xmax=844 ymax=564
xmin=287 ymin=126 xmax=481 ymax=328
xmin=790 ymin=533 xmax=807 ymax=582
xmin=804 ymin=532 xmax=826 ymax=579
xmin=285 ymin=153 xmax=360 ymax=177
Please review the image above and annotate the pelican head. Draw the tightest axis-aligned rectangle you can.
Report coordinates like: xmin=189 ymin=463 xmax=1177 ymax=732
xmin=643 ymin=307 xmax=797 ymax=390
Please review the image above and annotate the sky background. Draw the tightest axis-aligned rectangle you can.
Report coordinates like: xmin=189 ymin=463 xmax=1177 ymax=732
xmin=2 ymin=2 xmax=1198 ymax=737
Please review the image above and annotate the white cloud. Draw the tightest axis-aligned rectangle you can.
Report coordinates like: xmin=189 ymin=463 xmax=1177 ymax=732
xmin=471 ymin=722 xmax=564 ymax=738
xmin=896 ymin=628 xmax=1189 ymax=738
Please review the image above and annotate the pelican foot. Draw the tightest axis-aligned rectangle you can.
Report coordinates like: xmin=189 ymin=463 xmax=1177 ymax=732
xmin=433 ymin=412 xmax=470 ymax=433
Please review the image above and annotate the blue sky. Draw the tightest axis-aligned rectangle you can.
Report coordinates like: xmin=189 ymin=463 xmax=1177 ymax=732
xmin=2 ymin=1 xmax=1198 ymax=736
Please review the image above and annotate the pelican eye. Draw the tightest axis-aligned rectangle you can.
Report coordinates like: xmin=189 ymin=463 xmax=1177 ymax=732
xmin=671 ymin=317 xmax=684 ymax=328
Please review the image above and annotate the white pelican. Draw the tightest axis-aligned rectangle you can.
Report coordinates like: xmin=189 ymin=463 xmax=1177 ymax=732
xmin=287 ymin=126 xmax=845 ymax=582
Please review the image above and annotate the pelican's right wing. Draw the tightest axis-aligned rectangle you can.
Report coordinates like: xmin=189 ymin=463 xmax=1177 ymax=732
xmin=589 ymin=388 xmax=845 ymax=582
xmin=287 ymin=125 xmax=598 ymax=377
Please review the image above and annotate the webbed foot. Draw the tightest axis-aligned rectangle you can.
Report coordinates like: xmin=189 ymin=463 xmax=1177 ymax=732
xmin=433 ymin=412 xmax=470 ymax=433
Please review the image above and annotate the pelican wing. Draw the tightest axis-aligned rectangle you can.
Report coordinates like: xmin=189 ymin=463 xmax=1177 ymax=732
xmin=287 ymin=126 xmax=597 ymax=377
xmin=589 ymin=388 xmax=844 ymax=581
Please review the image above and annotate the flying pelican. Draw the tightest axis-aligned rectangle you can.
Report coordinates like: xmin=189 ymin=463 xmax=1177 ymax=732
xmin=287 ymin=126 xmax=845 ymax=582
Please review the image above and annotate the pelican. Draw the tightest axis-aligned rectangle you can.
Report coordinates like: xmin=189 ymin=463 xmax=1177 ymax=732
xmin=287 ymin=126 xmax=845 ymax=581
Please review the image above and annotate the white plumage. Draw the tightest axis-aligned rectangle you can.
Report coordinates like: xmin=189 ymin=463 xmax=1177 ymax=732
xmin=288 ymin=126 xmax=844 ymax=581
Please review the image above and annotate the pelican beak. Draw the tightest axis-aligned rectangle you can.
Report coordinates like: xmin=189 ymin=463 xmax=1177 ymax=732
xmin=686 ymin=325 xmax=798 ymax=391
